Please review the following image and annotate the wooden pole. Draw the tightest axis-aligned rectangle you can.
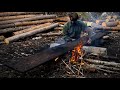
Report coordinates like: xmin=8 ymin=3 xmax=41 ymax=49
xmin=102 ymin=21 xmax=118 ymax=27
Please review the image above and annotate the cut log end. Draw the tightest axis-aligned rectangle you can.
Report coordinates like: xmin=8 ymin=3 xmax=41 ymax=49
xmin=4 ymin=39 xmax=9 ymax=44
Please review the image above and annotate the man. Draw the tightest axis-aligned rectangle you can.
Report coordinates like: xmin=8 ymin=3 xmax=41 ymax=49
xmin=50 ymin=12 xmax=93 ymax=48
xmin=63 ymin=12 xmax=92 ymax=44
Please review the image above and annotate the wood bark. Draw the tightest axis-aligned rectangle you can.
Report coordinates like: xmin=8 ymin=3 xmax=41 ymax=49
xmin=13 ymin=23 xmax=52 ymax=35
xmin=0 ymin=15 xmax=56 ymax=25
xmin=4 ymin=23 xmax=59 ymax=44
xmin=41 ymin=31 xmax=63 ymax=36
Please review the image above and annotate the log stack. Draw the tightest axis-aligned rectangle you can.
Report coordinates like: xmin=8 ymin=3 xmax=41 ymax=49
xmin=0 ymin=12 xmax=69 ymax=44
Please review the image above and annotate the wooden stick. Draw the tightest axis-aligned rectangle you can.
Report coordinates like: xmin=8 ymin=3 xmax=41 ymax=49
xmin=62 ymin=60 xmax=76 ymax=75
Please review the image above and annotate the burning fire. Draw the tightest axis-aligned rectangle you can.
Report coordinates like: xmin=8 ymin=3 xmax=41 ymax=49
xmin=70 ymin=41 xmax=85 ymax=63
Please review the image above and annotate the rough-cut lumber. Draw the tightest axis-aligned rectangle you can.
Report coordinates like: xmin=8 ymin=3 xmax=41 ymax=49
xmin=84 ymin=59 xmax=120 ymax=68
xmin=41 ymin=31 xmax=63 ymax=36
xmin=0 ymin=19 xmax=54 ymax=29
xmin=102 ymin=21 xmax=118 ymax=27
xmin=0 ymin=15 xmax=57 ymax=25
xmin=0 ymin=26 xmax=33 ymax=34
xmin=13 ymin=23 xmax=52 ymax=35
xmin=4 ymin=23 xmax=59 ymax=44
xmin=83 ymin=46 xmax=107 ymax=56
xmin=3 ymin=30 xmax=108 ymax=72
xmin=0 ymin=12 xmax=43 ymax=17
xmin=0 ymin=15 xmax=36 ymax=21
xmin=58 ymin=22 xmax=67 ymax=25
xmin=96 ymin=20 xmax=106 ymax=25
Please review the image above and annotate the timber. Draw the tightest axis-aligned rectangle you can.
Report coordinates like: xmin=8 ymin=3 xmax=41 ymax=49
xmin=4 ymin=30 xmax=108 ymax=72
xmin=93 ymin=27 xmax=120 ymax=31
xmin=84 ymin=59 xmax=120 ymax=68
xmin=0 ymin=15 xmax=36 ymax=21
xmin=0 ymin=26 xmax=33 ymax=34
xmin=106 ymin=19 xmax=115 ymax=22
xmin=13 ymin=23 xmax=52 ymax=35
xmin=102 ymin=21 xmax=118 ymax=27
xmin=0 ymin=19 xmax=54 ymax=29
xmin=0 ymin=15 xmax=57 ymax=25
xmin=4 ymin=23 xmax=59 ymax=44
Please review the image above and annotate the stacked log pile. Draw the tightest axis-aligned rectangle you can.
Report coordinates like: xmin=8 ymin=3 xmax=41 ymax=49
xmin=0 ymin=12 xmax=69 ymax=44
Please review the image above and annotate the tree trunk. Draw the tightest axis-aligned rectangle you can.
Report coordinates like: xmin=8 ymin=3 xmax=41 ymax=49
xmin=0 ymin=15 xmax=57 ymax=25
xmin=0 ymin=15 xmax=36 ymax=21
xmin=4 ymin=23 xmax=59 ymax=44
xmin=0 ymin=19 xmax=54 ymax=29
xmin=13 ymin=23 xmax=52 ymax=35
xmin=54 ymin=16 xmax=69 ymax=22
xmin=106 ymin=19 xmax=115 ymax=22
xmin=102 ymin=21 xmax=118 ymax=27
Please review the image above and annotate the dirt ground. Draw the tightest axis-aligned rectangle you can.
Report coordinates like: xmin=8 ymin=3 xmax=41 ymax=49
xmin=0 ymin=31 xmax=120 ymax=78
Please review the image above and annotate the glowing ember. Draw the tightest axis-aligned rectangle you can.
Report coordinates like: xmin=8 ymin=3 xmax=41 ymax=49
xmin=70 ymin=41 xmax=84 ymax=63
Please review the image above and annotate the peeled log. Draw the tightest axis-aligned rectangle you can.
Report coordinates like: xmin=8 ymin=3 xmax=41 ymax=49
xmin=54 ymin=16 xmax=69 ymax=22
xmin=0 ymin=19 xmax=54 ymax=29
xmin=4 ymin=23 xmax=59 ymax=44
xmin=95 ymin=26 xmax=120 ymax=31
xmin=0 ymin=15 xmax=36 ymax=21
xmin=96 ymin=20 xmax=106 ymax=25
xmin=84 ymin=59 xmax=120 ymax=68
xmin=13 ymin=23 xmax=52 ymax=35
xmin=102 ymin=21 xmax=118 ymax=27
xmin=106 ymin=16 xmax=112 ymax=19
xmin=0 ymin=12 xmax=43 ymax=17
xmin=83 ymin=46 xmax=107 ymax=56
xmin=0 ymin=25 xmax=34 ymax=34
xmin=0 ymin=15 xmax=57 ymax=25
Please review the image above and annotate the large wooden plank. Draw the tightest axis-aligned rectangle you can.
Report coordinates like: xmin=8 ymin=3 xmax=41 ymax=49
xmin=4 ymin=30 xmax=108 ymax=72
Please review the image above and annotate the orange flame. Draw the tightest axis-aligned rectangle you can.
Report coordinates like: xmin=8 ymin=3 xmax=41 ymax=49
xmin=70 ymin=41 xmax=84 ymax=63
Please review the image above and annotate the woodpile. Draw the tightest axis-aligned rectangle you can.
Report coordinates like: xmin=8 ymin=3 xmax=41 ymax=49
xmin=0 ymin=12 xmax=69 ymax=44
